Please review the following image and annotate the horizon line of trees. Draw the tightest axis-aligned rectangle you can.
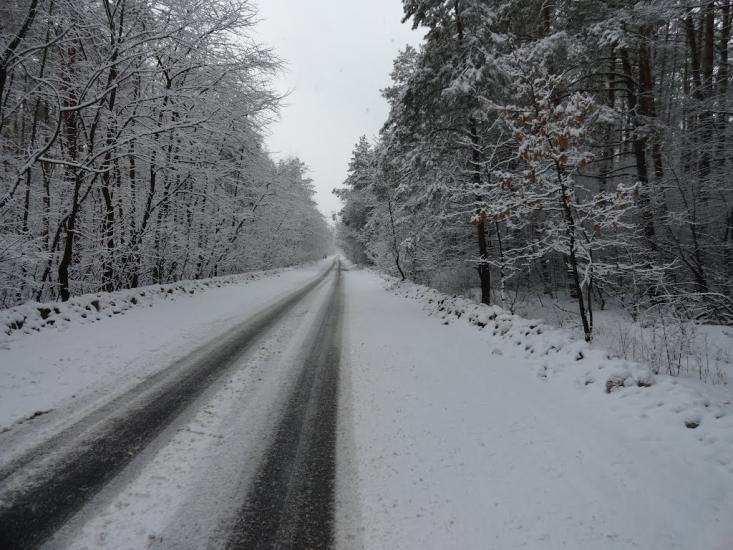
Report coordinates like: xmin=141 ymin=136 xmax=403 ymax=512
xmin=0 ymin=0 xmax=332 ymax=308
xmin=336 ymin=0 xmax=732 ymax=341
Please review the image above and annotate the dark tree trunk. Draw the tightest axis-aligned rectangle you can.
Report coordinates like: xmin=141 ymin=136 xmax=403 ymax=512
xmin=0 ymin=0 xmax=39 ymax=124
xmin=386 ymin=191 xmax=405 ymax=281
xmin=698 ymin=2 xmax=715 ymax=191
xmin=454 ymin=0 xmax=491 ymax=305
xmin=555 ymin=156 xmax=591 ymax=341
xmin=621 ymin=45 xmax=655 ymax=246
xmin=58 ymin=174 xmax=81 ymax=302
xmin=471 ymin=119 xmax=491 ymax=305
xmin=57 ymin=45 xmax=80 ymax=302
xmin=476 ymin=215 xmax=491 ymax=305
xmin=100 ymin=6 xmax=123 ymax=292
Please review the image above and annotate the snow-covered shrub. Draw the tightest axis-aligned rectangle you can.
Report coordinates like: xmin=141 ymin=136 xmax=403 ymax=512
xmin=597 ymin=310 xmax=729 ymax=384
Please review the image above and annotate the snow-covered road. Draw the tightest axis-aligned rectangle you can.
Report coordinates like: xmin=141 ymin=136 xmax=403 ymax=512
xmin=1 ymin=260 xmax=342 ymax=548
xmin=0 ymin=260 xmax=731 ymax=549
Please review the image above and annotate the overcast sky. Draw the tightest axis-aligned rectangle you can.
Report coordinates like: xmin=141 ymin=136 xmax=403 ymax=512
xmin=252 ymin=1 xmax=423 ymax=220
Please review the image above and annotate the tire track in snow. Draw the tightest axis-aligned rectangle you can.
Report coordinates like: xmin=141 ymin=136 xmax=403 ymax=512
xmin=0 ymin=263 xmax=335 ymax=549
xmin=227 ymin=261 xmax=344 ymax=549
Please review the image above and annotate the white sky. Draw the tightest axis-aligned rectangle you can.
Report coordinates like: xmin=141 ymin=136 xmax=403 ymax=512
xmin=252 ymin=1 xmax=423 ymax=220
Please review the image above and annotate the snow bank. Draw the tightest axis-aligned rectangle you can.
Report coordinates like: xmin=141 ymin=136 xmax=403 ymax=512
xmin=382 ymin=275 xmax=733 ymax=475
xmin=0 ymin=265 xmax=306 ymax=344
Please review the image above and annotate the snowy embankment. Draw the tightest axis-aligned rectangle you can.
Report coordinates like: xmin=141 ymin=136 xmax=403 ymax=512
xmin=381 ymin=275 xmax=733 ymax=473
xmin=338 ymin=269 xmax=733 ymax=550
xmin=0 ymin=260 xmax=329 ymax=432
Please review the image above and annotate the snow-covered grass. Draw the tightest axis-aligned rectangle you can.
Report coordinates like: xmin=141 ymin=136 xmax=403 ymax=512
xmin=458 ymin=284 xmax=733 ymax=386
xmin=0 ymin=263 xmax=320 ymax=344
xmin=510 ymin=294 xmax=733 ymax=385
xmin=380 ymin=274 xmax=733 ymax=475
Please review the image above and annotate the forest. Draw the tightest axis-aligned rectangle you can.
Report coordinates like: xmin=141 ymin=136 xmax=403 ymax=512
xmin=0 ymin=0 xmax=332 ymax=308
xmin=336 ymin=0 xmax=733 ymax=344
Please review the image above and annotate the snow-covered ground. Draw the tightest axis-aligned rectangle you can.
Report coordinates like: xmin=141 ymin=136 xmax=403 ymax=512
xmin=510 ymin=293 xmax=733 ymax=386
xmin=338 ymin=268 xmax=733 ymax=550
xmin=1 ymin=260 xmax=731 ymax=549
xmin=459 ymin=286 xmax=733 ymax=387
xmin=0 ymin=260 xmax=329 ymax=440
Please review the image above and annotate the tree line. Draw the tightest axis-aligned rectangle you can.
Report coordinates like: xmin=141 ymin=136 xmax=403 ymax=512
xmin=336 ymin=0 xmax=733 ymax=341
xmin=0 ymin=0 xmax=331 ymax=308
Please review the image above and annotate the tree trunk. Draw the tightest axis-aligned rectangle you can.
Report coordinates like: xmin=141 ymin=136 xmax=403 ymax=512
xmin=698 ymin=2 xmax=715 ymax=193
xmin=0 ymin=0 xmax=39 ymax=125
xmin=620 ymin=45 xmax=655 ymax=246
xmin=556 ymin=161 xmax=591 ymax=341
xmin=58 ymin=173 xmax=81 ymax=302
xmin=476 ymin=214 xmax=491 ymax=305
xmin=57 ymin=45 xmax=80 ymax=302
xmin=386 ymin=190 xmax=405 ymax=280
xmin=100 ymin=7 xmax=122 ymax=292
